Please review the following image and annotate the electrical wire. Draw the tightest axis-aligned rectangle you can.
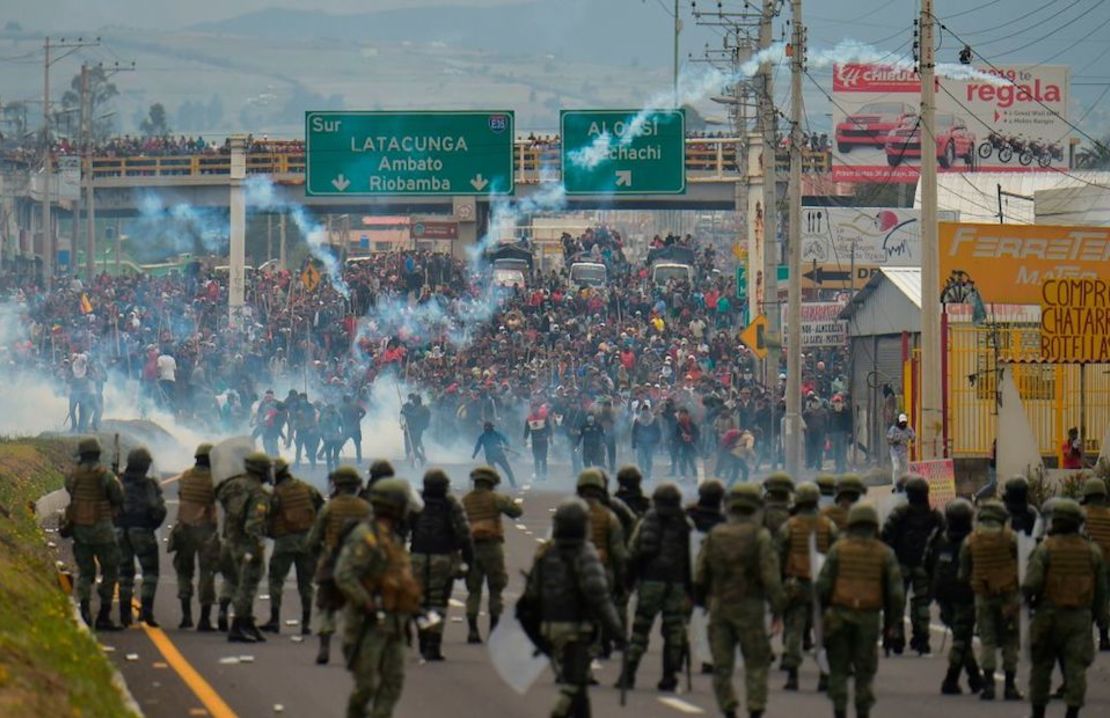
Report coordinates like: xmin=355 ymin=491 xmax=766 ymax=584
xmin=943 ymin=0 xmax=1066 ymax=38
xmin=937 ymin=0 xmax=1007 ymax=20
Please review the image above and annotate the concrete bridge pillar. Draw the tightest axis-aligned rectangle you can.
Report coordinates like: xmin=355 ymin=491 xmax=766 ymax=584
xmin=228 ymin=135 xmax=247 ymax=327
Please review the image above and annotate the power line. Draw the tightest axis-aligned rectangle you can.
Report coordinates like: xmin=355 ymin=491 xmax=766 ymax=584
xmin=938 ymin=0 xmax=1007 ymax=20
xmin=944 ymin=0 xmax=1066 ymax=38
xmin=985 ymin=0 xmax=1104 ymax=56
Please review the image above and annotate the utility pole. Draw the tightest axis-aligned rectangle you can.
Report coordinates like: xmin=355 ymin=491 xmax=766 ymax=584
xmin=80 ymin=63 xmax=95 ymax=282
xmin=919 ymin=0 xmax=942 ymax=460
xmin=785 ymin=0 xmax=804 ymax=477
xmin=759 ymin=0 xmax=780 ymax=390
xmin=673 ymin=0 xmax=681 ymax=108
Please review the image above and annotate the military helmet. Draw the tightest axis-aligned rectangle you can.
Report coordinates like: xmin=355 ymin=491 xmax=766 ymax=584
xmin=726 ymin=483 xmax=763 ymax=512
xmin=945 ymin=498 xmax=974 ymax=532
xmin=835 ymin=473 xmax=865 ymax=498
xmin=847 ymin=503 xmax=880 ymax=528
xmin=1050 ymin=498 xmax=1084 ymax=528
xmin=369 ymin=459 xmax=395 ymax=482
xmin=368 ymin=477 xmax=410 ymax=516
xmin=976 ymin=499 xmax=1009 ymax=524
xmin=904 ymin=474 xmax=929 ymax=496
xmin=470 ymin=465 xmax=500 ymax=487
xmin=576 ymin=468 xmax=607 ymax=493
xmin=423 ymin=468 xmax=450 ymax=495
xmin=616 ymin=465 xmax=642 ymax=488
xmin=194 ymin=442 xmax=214 ymax=459
xmin=126 ymin=447 xmax=152 ymax=469
xmin=1003 ymin=475 xmax=1029 ymax=501
xmin=1082 ymin=477 xmax=1107 ymax=500
xmin=763 ymin=472 xmax=794 ymax=496
xmin=553 ymin=498 xmax=590 ymax=543
xmin=77 ymin=436 xmax=101 ymax=457
xmin=698 ymin=479 xmax=725 ymax=505
xmin=244 ymin=452 xmax=273 ymax=476
xmin=330 ymin=465 xmax=363 ymax=490
xmin=274 ymin=457 xmax=290 ymax=476
xmin=794 ymin=482 xmax=820 ymax=506
xmin=816 ymin=473 xmax=837 ymax=495
xmin=652 ymin=482 xmax=682 ymax=507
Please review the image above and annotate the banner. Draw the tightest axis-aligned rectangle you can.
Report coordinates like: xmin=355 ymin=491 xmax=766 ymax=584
xmin=1039 ymin=278 xmax=1110 ymax=363
xmin=781 ymin=302 xmax=848 ymax=348
xmin=907 ymin=459 xmax=957 ymax=509
xmin=940 ymin=222 xmax=1110 ymax=305
xmin=831 ymin=63 xmax=1069 ymax=183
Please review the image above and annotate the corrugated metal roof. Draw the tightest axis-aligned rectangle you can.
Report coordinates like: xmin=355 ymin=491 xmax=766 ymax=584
xmin=839 ymin=267 xmax=922 ymax=322
xmin=913 ymin=172 xmax=1110 ymax=224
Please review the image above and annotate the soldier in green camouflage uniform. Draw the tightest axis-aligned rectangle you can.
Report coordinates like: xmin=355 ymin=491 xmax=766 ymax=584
xmin=577 ymin=468 xmax=629 ymax=659
xmin=172 ymin=443 xmax=220 ymax=631
xmin=65 ymin=437 xmax=124 ymax=630
xmin=1024 ymin=498 xmax=1109 ymax=718
xmin=821 ymin=474 xmax=865 ymax=531
xmin=1079 ymin=477 xmax=1110 ymax=651
xmin=335 ymin=478 xmax=421 ymax=718
xmin=619 ymin=482 xmax=693 ymax=692
xmin=308 ymin=466 xmax=372 ymax=665
xmin=762 ymin=473 xmax=794 ymax=536
xmin=881 ymin=475 xmax=944 ymax=655
xmin=409 ymin=468 xmax=473 ymax=661
xmin=461 ymin=466 xmax=522 ymax=643
xmin=776 ymin=482 xmax=837 ymax=692
xmin=262 ymin=458 xmax=324 ymax=635
xmin=115 ymin=447 xmax=167 ymax=628
xmin=216 ymin=451 xmax=272 ymax=643
xmin=817 ymin=504 xmax=905 ymax=718
xmin=694 ymin=483 xmax=785 ymax=718
xmin=960 ymin=499 xmax=1022 ymax=700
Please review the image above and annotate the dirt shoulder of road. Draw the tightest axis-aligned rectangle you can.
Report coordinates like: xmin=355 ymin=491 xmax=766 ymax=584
xmin=0 ymin=438 xmax=135 ymax=718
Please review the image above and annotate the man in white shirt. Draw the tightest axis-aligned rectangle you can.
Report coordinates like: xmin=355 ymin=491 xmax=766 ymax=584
xmin=156 ymin=352 xmax=177 ymax=409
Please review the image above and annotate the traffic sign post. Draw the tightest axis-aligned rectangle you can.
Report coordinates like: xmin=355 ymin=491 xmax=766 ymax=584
xmin=560 ymin=110 xmax=686 ymax=195
xmin=740 ymin=314 xmax=769 ymax=360
xmin=305 ymin=111 xmax=515 ymax=196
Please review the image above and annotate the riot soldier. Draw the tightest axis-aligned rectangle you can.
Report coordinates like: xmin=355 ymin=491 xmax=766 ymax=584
xmin=1002 ymin=475 xmax=1039 ymax=537
xmin=216 ymin=451 xmax=272 ymax=643
xmin=614 ymin=465 xmax=651 ymax=518
xmin=576 ymin=468 xmax=628 ymax=657
xmin=116 ymin=447 xmax=166 ymax=627
xmin=462 ymin=466 xmax=522 ymax=643
xmin=817 ymin=504 xmax=905 ymax=718
xmin=1080 ymin=477 xmax=1110 ymax=650
xmin=64 ymin=436 xmax=124 ymax=630
xmin=881 ymin=475 xmax=944 ymax=655
xmin=687 ymin=479 xmax=726 ymax=534
xmin=1023 ymin=498 xmax=1109 ymax=718
xmin=816 ymin=473 xmax=837 ymax=509
xmin=694 ymin=483 xmax=784 ymax=718
xmin=307 ymin=465 xmax=372 ymax=665
xmin=762 ymin=473 xmax=794 ymax=535
xmin=262 ymin=458 xmax=323 ymax=634
xmin=409 ymin=468 xmax=474 ymax=660
xmin=173 ymin=443 xmax=220 ymax=631
xmin=822 ymin=474 xmax=865 ymax=531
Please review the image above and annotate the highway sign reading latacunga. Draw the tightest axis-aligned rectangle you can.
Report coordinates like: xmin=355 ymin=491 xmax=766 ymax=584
xmin=305 ymin=111 xmax=515 ymax=196
xmin=560 ymin=109 xmax=686 ymax=195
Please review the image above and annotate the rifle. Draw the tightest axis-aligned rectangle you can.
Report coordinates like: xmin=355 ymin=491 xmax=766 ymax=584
xmin=112 ymin=433 xmax=121 ymax=474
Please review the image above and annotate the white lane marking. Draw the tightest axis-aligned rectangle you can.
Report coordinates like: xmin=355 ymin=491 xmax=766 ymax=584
xmin=657 ymin=697 xmax=704 ymax=714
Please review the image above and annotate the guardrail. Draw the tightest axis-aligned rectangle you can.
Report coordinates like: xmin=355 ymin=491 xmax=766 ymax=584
xmin=86 ymin=139 xmax=831 ymax=182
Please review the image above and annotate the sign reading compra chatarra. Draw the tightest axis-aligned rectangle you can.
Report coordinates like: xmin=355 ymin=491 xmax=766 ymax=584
xmin=305 ymin=111 xmax=515 ymax=196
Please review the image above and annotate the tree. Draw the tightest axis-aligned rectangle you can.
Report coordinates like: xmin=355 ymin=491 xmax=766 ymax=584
xmin=60 ymin=66 xmax=119 ymax=141
xmin=1 ymin=100 xmax=29 ymax=140
xmin=1076 ymin=135 xmax=1110 ymax=169
xmin=139 ymin=103 xmax=169 ymax=136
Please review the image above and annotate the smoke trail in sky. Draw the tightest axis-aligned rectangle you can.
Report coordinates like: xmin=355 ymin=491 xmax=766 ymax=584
xmin=131 ymin=192 xmax=228 ymax=260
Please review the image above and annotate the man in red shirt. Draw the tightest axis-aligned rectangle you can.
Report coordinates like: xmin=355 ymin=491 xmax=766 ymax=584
xmin=1061 ymin=427 xmax=1083 ymax=469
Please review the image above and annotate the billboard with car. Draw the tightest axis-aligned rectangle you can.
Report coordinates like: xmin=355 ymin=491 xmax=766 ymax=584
xmin=831 ymin=63 xmax=1069 ymax=183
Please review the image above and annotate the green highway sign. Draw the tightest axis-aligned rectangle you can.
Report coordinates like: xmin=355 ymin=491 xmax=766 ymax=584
xmin=304 ymin=111 xmax=515 ymax=196
xmin=560 ymin=109 xmax=686 ymax=195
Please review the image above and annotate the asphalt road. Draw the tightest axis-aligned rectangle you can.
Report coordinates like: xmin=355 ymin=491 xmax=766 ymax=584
xmin=78 ymin=454 xmax=1110 ymax=718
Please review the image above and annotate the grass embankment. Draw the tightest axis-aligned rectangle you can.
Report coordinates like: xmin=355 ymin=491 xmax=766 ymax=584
xmin=0 ymin=438 xmax=134 ymax=717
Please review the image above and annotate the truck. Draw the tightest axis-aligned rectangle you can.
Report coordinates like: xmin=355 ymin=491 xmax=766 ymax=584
xmin=483 ymin=244 xmax=534 ymax=287
xmin=646 ymin=245 xmax=696 ymax=286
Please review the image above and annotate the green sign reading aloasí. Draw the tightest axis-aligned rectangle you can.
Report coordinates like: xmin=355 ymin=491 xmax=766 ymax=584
xmin=560 ymin=109 xmax=686 ymax=195
xmin=305 ymin=111 xmax=515 ymax=196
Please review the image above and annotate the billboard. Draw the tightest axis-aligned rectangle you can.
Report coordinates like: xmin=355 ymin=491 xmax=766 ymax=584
xmin=831 ymin=64 xmax=1069 ymax=183
xmin=781 ymin=301 xmax=848 ymax=348
xmin=939 ymin=222 xmax=1110 ymax=305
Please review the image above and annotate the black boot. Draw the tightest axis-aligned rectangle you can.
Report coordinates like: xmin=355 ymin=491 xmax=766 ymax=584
xmin=80 ymin=600 xmax=92 ymax=627
xmin=96 ymin=604 xmax=122 ymax=632
xmin=466 ymin=617 xmax=482 ymax=644
xmin=179 ymin=599 xmax=193 ymax=629
xmin=615 ymin=656 xmax=638 ymax=689
xmin=196 ymin=604 xmax=214 ymax=632
xmin=119 ymin=597 xmax=133 ymax=628
xmin=783 ymin=668 xmax=799 ymax=691
xmin=1100 ymin=627 xmax=1110 ymax=652
xmin=428 ymin=633 xmax=445 ymax=661
xmin=817 ymin=673 xmax=829 ymax=692
xmin=243 ymin=616 xmax=266 ymax=642
xmin=1030 ymin=705 xmax=1046 ymax=718
xmin=966 ymin=658 xmax=984 ymax=693
xmin=1004 ymin=671 xmax=1024 ymax=701
xmin=316 ymin=633 xmax=331 ymax=665
xmin=941 ymin=665 xmax=962 ymax=695
xmin=227 ymin=616 xmax=255 ymax=643
xmin=489 ymin=613 xmax=500 ymax=635
xmin=140 ymin=597 xmax=159 ymax=628
xmin=911 ymin=634 xmax=931 ymax=655
xmin=1064 ymin=707 xmax=1079 ymax=718
xmin=834 ymin=711 xmax=847 ymax=718
xmin=701 ymin=662 xmax=714 ymax=675
xmin=657 ymin=673 xmax=678 ymax=692
xmin=216 ymin=599 xmax=230 ymax=632
xmin=980 ymin=679 xmax=996 ymax=701
xmin=301 ymin=608 xmax=312 ymax=637
xmin=417 ymin=630 xmax=430 ymax=660
xmin=749 ymin=712 xmax=762 ymax=718
xmin=259 ymin=605 xmax=281 ymax=633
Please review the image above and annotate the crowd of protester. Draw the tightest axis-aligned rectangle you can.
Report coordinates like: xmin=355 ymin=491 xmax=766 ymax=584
xmin=0 ymin=226 xmax=853 ymax=481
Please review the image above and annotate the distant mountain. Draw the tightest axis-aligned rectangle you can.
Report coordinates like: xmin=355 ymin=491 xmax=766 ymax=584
xmin=190 ymin=1 xmax=676 ymax=67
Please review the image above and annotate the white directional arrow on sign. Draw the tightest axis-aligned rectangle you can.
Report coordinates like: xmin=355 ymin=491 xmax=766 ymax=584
xmin=469 ymin=174 xmax=489 ymax=191
xmin=615 ymin=170 xmax=632 ymax=187
xmin=331 ymin=174 xmax=351 ymax=191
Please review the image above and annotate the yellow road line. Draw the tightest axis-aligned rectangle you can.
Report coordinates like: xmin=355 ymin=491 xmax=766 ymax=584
xmin=131 ymin=599 xmax=237 ymax=718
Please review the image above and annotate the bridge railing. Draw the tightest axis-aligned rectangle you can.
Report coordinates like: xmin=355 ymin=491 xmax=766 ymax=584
xmin=88 ymin=138 xmax=830 ymax=183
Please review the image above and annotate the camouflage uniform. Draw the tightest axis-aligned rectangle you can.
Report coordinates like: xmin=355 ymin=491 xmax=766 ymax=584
xmin=1080 ymin=477 xmax=1110 ymax=651
xmin=817 ymin=504 xmax=905 ymax=718
xmin=408 ymin=469 xmax=473 ymax=660
xmin=959 ymin=500 xmax=1022 ymax=700
xmin=115 ymin=448 xmax=167 ymax=627
xmin=216 ymin=452 xmax=272 ymax=642
xmin=335 ymin=479 xmax=420 ymax=718
xmin=694 ymin=484 xmax=785 ymax=717
xmin=621 ymin=483 xmax=693 ymax=691
xmin=821 ymin=474 xmax=865 ymax=532
xmin=1024 ymin=499 xmax=1109 ymax=718
xmin=172 ymin=444 xmax=220 ymax=630
xmin=577 ymin=468 xmax=629 ymax=658
xmin=65 ymin=438 xmax=124 ymax=630
xmin=762 ymin=473 xmax=794 ymax=536
xmin=263 ymin=461 xmax=324 ymax=634
xmin=462 ymin=466 xmax=522 ymax=641
xmin=776 ymin=483 xmax=836 ymax=690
